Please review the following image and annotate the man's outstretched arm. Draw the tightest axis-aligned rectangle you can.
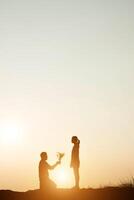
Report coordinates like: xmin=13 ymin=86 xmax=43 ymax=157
xmin=47 ymin=161 xmax=60 ymax=170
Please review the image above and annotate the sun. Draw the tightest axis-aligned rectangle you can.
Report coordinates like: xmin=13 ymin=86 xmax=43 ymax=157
xmin=53 ymin=168 xmax=70 ymax=187
xmin=0 ymin=121 xmax=23 ymax=146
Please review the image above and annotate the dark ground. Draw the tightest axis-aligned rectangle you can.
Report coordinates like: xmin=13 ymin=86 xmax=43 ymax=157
xmin=0 ymin=187 xmax=134 ymax=200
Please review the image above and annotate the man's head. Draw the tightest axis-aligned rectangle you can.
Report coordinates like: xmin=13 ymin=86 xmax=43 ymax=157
xmin=40 ymin=152 xmax=47 ymax=160
xmin=71 ymin=136 xmax=78 ymax=144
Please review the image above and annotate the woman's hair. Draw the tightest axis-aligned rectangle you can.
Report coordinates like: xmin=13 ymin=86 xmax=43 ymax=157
xmin=72 ymin=136 xmax=78 ymax=143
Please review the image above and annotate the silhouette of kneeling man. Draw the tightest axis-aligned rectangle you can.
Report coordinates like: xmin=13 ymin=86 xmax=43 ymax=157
xmin=39 ymin=152 xmax=60 ymax=191
xmin=70 ymin=136 xmax=80 ymax=189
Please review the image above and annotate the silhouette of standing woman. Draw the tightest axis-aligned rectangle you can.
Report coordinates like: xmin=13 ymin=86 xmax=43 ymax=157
xmin=39 ymin=152 xmax=60 ymax=191
xmin=70 ymin=136 xmax=80 ymax=188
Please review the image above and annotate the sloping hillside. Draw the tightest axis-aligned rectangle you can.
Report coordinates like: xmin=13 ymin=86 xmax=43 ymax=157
xmin=0 ymin=187 xmax=134 ymax=200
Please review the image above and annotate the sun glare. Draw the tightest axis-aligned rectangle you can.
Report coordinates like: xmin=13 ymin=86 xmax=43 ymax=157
xmin=53 ymin=168 xmax=70 ymax=187
xmin=0 ymin=121 xmax=23 ymax=146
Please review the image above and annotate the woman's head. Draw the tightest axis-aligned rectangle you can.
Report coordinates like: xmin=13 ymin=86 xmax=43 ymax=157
xmin=71 ymin=136 xmax=78 ymax=144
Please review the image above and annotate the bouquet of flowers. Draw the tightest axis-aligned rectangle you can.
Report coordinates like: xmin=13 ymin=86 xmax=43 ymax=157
xmin=57 ymin=152 xmax=64 ymax=162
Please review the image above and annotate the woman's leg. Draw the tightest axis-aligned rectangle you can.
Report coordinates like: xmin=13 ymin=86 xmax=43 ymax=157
xmin=73 ymin=167 xmax=80 ymax=188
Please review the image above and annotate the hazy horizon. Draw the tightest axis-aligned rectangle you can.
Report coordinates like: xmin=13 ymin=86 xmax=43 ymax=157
xmin=0 ymin=0 xmax=134 ymax=191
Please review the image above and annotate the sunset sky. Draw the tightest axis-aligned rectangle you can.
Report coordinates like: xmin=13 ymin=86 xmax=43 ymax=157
xmin=0 ymin=0 xmax=134 ymax=191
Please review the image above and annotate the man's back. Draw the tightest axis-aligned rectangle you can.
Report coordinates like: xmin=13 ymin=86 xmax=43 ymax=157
xmin=39 ymin=160 xmax=49 ymax=179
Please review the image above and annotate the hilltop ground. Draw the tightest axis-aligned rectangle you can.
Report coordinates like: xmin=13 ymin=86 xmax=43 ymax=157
xmin=0 ymin=187 xmax=134 ymax=200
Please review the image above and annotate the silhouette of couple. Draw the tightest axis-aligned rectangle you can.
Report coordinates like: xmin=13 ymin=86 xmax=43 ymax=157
xmin=39 ymin=136 xmax=80 ymax=191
